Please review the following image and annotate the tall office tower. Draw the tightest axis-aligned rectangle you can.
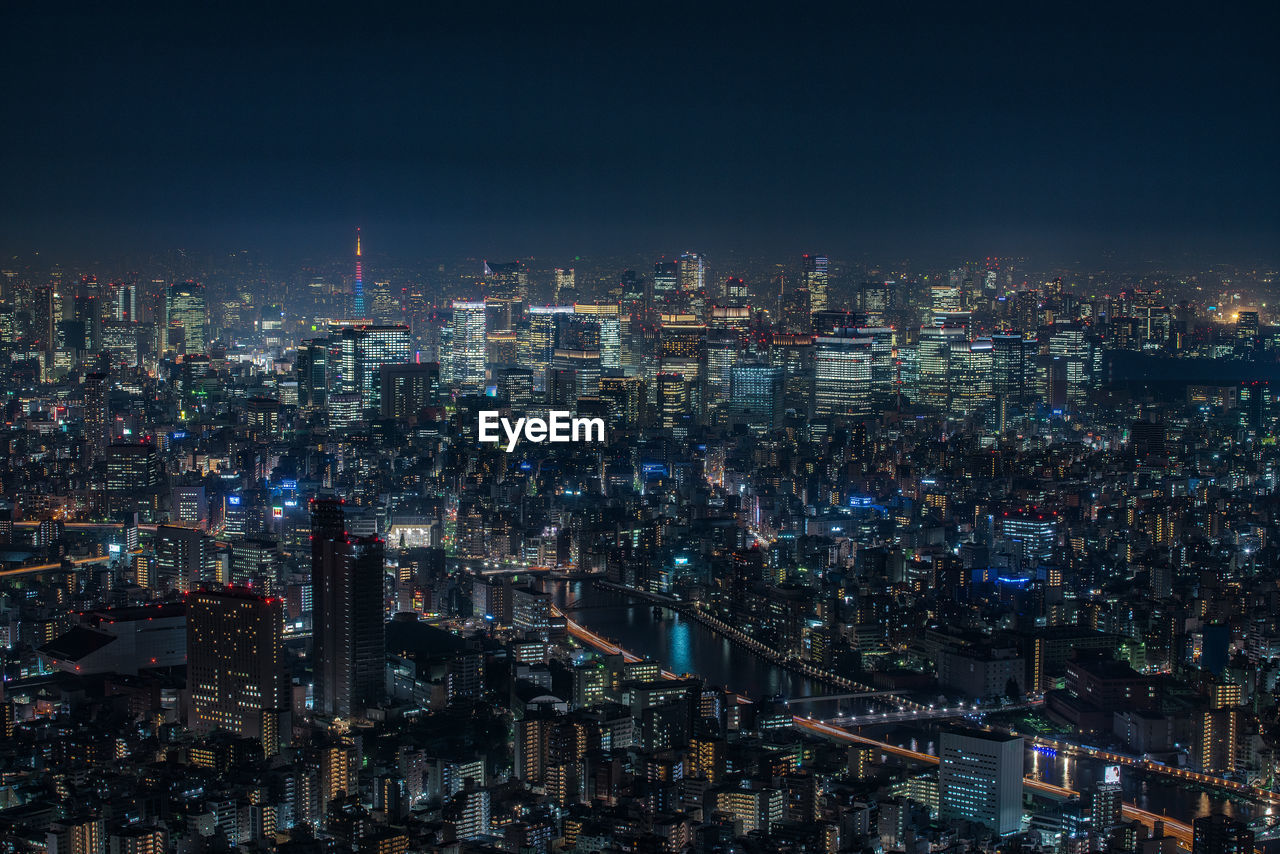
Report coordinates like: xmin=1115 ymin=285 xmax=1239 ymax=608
xmin=930 ymin=279 xmax=962 ymax=314
xmin=703 ymin=329 xmax=741 ymax=410
xmin=166 ymin=282 xmax=207 ymax=354
xmin=1192 ymin=815 xmax=1254 ymax=854
xmin=860 ymin=280 xmax=893 ymax=317
xmin=310 ymin=499 xmax=386 ymax=718
xmin=574 ymin=303 xmax=622 ymax=369
xmin=380 ymin=362 xmax=440 ymax=418
xmin=352 ymin=228 xmax=366 ymax=317
xmin=948 ymin=338 xmax=994 ymax=417
xmin=329 ymin=325 xmax=413 ymax=410
xmin=483 ymin=260 xmax=528 ymax=300
xmin=619 ymin=269 xmax=646 ymax=311
xmin=554 ymin=268 xmax=576 ymax=303
xmin=83 ymin=371 xmax=110 ymax=454
xmin=939 ymin=728 xmax=1023 ymax=835
xmin=998 ymin=509 xmax=1058 ymax=567
xmin=917 ymin=326 xmax=967 ymax=410
xmin=800 ymin=254 xmax=829 ymax=315
xmin=708 ymin=305 xmax=751 ymax=336
xmin=725 ymin=276 xmax=748 ymax=304
xmin=855 ymin=326 xmax=895 ymax=406
xmin=448 ymin=301 xmax=488 ymax=394
xmin=729 ymin=362 xmax=784 ymax=435
xmin=678 ymin=253 xmax=705 ymax=314
xmin=814 ymin=333 xmax=873 ymax=418
xmin=551 ymin=348 xmax=602 ymax=397
xmin=656 ymin=372 xmax=690 ymax=436
xmin=187 ymin=588 xmax=288 ymax=755
xmin=769 ymin=332 xmax=815 ymax=415
xmin=296 ymin=338 xmax=330 ymax=412
xmin=106 ymin=443 xmax=163 ymax=522
xmin=26 ymin=283 xmax=55 ymax=355
xmin=658 ymin=314 xmax=705 ymax=415
xmin=1046 ymin=323 xmax=1090 ymax=406
xmin=652 ymin=261 xmax=679 ymax=310
xmin=368 ymin=280 xmax=398 ymax=323
xmin=599 ymin=374 xmax=646 ymax=425
xmin=991 ymin=334 xmax=1034 ymax=407
xmin=522 ymin=305 xmax=572 ymax=390
xmin=109 ymin=282 xmax=137 ymax=322
xmin=487 ymin=329 xmax=518 ymax=373
xmin=156 ymin=524 xmax=214 ymax=592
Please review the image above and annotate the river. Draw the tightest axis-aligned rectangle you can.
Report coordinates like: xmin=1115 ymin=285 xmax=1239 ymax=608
xmin=546 ymin=578 xmax=1263 ymax=825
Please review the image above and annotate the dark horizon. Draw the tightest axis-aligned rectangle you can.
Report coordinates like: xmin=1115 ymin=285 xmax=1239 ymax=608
xmin=3 ymin=2 xmax=1279 ymax=267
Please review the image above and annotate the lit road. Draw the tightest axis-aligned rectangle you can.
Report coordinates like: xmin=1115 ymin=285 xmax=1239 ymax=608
xmin=11 ymin=521 xmax=158 ymax=532
xmin=0 ymin=555 xmax=112 ymax=577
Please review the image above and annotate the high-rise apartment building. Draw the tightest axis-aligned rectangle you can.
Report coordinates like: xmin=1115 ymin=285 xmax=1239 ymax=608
xmin=187 ymin=588 xmax=288 ymax=755
xmin=310 ymin=499 xmax=386 ymax=718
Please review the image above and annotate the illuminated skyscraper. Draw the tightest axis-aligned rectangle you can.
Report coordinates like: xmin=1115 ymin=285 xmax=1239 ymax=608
xmin=483 ymin=260 xmax=528 ymax=301
xmin=551 ymin=348 xmax=601 ymax=397
xmin=573 ymin=302 xmax=622 ymax=369
xmin=449 ymin=301 xmax=488 ymax=393
xmin=800 ymin=254 xmax=829 ymax=315
xmin=729 ymin=362 xmax=784 ymax=434
xmin=296 ymin=339 xmax=330 ymax=411
xmin=679 ymin=253 xmax=705 ymax=314
xmin=187 ymin=588 xmax=288 ymax=755
xmin=703 ymin=329 xmax=740 ymax=410
xmin=554 ymin=268 xmax=576 ymax=302
xmin=949 ymin=338 xmax=993 ymax=417
xmin=328 ymin=325 xmax=412 ymax=409
xmin=652 ymin=261 xmax=679 ymax=310
xmin=814 ymin=333 xmax=873 ymax=417
xmin=917 ymin=326 xmax=967 ymax=410
xmin=166 ymin=282 xmax=206 ymax=354
xmin=523 ymin=305 xmax=573 ymax=390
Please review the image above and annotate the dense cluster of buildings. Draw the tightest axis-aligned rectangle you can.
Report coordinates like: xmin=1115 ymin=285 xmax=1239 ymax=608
xmin=0 ymin=247 xmax=1276 ymax=852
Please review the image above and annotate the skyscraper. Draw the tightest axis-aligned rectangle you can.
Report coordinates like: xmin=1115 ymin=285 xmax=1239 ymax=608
xmin=801 ymin=254 xmax=829 ymax=315
xmin=729 ymin=362 xmax=784 ymax=435
xmin=328 ymin=325 xmax=412 ymax=410
xmin=523 ymin=305 xmax=573 ymax=390
xmin=166 ymin=282 xmax=206 ymax=354
xmin=296 ymin=338 xmax=329 ymax=411
xmin=939 ymin=728 xmax=1023 ymax=835
xmin=83 ymin=371 xmax=110 ymax=453
xmin=311 ymin=499 xmax=386 ymax=718
xmin=573 ymin=302 xmax=622 ymax=370
xmin=814 ymin=333 xmax=873 ymax=418
xmin=554 ymin=268 xmax=576 ymax=303
xmin=448 ymin=301 xmax=488 ymax=394
xmin=187 ymin=588 xmax=288 ymax=755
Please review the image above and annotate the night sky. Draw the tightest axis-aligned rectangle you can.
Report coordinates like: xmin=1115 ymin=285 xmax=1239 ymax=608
xmin=4 ymin=2 xmax=1278 ymax=265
